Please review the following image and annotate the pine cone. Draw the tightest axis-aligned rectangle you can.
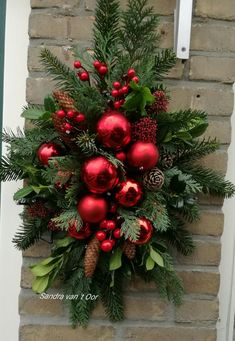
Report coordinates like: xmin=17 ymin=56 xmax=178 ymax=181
xmin=27 ymin=201 xmax=50 ymax=218
xmin=131 ymin=117 xmax=157 ymax=144
xmin=84 ymin=237 xmax=100 ymax=278
xmin=122 ymin=240 xmax=136 ymax=260
xmin=53 ymin=90 xmax=75 ymax=112
xmin=143 ymin=167 xmax=165 ymax=190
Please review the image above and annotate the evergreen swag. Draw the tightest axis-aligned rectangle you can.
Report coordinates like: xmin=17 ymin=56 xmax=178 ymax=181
xmin=1 ymin=0 xmax=234 ymax=327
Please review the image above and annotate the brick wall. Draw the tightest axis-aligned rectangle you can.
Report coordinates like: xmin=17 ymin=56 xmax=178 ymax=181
xmin=20 ymin=0 xmax=235 ymax=340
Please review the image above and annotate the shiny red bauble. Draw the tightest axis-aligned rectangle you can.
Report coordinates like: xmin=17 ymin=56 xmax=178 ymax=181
xmin=130 ymin=217 xmax=153 ymax=245
xmin=77 ymin=194 xmax=108 ymax=223
xmin=37 ymin=142 xmax=62 ymax=166
xmin=100 ymin=239 xmax=114 ymax=252
xmin=68 ymin=222 xmax=92 ymax=240
xmin=97 ymin=111 xmax=131 ymax=150
xmin=82 ymin=156 xmax=118 ymax=194
xmin=115 ymin=179 xmax=143 ymax=207
xmin=96 ymin=230 xmax=106 ymax=241
xmin=127 ymin=141 xmax=159 ymax=171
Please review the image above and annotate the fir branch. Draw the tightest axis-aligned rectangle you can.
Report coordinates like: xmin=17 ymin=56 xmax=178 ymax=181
xmin=118 ymin=208 xmax=140 ymax=241
xmin=52 ymin=208 xmax=82 ymax=231
xmin=76 ymin=132 xmax=99 ymax=157
xmin=178 ymin=202 xmax=200 ymax=223
xmin=0 ymin=155 xmax=24 ymax=181
xmin=12 ymin=218 xmax=43 ymax=251
xmin=155 ymin=49 xmax=177 ymax=80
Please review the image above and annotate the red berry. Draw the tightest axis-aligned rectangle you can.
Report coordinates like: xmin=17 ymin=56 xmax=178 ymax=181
xmin=115 ymin=151 xmax=126 ymax=162
xmin=113 ymin=81 xmax=121 ymax=90
xmin=111 ymin=89 xmax=119 ymax=97
xmin=79 ymin=72 xmax=89 ymax=81
xmin=114 ymin=101 xmax=121 ymax=109
xmin=93 ymin=60 xmax=102 ymax=69
xmin=113 ymin=228 xmax=121 ymax=239
xmin=64 ymin=122 xmax=73 ymax=132
xmin=110 ymin=203 xmax=118 ymax=214
xmin=75 ymin=113 xmax=85 ymax=123
xmin=110 ymin=239 xmax=116 ymax=247
xmin=98 ymin=65 xmax=108 ymax=75
xmin=99 ymin=220 xmax=108 ymax=229
xmin=56 ymin=110 xmax=66 ymax=118
xmin=132 ymin=76 xmax=139 ymax=83
xmin=121 ymin=85 xmax=129 ymax=94
xmin=127 ymin=68 xmax=136 ymax=79
xmin=120 ymin=99 xmax=125 ymax=105
xmin=106 ymin=220 xmax=116 ymax=230
xmin=67 ymin=110 xmax=75 ymax=119
xmin=100 ymin=240 xmax=113 ymax=252
xmin=96 ymin=230 xmax=106 ymax=241
xmin=74 ymin=60 xmax=82 ymax=69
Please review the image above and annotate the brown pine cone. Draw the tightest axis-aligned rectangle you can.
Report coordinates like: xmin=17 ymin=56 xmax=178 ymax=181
xmin=84 ymin=237 xmax=100 ymax=278
xmin=122 ymin=240 xmax=136 ymax=260
xmin=53 ymin=90 xmax=75 ymax=112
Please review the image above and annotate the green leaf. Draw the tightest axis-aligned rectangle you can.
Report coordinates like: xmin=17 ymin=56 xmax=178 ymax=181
xmin=32 ymin=185 xmax=50 ymax=194
xmin=32 ymin=276 xmax=50 ymax=293
xmin=54 ymin=237 xmax=75 ymax=248
xmin=44 ymin=96 xmax=56 ymax=113
xmin=40 ymin=256 xmax=61 ymax=266
xmin=189 ymin=123 xmax=208 ymax=138
xmin=30 ymin=263 xmax=57 ymax=277
xmin=175 ymin=131 xmax=192 ymax=141
xmin=146 ymin=256 xmax=155 ymax=270
xmin=13 ymin=186 xmax=34 ymax=201
xmin=142 ymin=87 xmax=155 ymax=104
xmin=150 ymin=247 xmax=164 ymax=268
xmin=109 ymin=248 xmax=122 ymax=271
xmin=21 ymin=107 xmax=45 ymax=120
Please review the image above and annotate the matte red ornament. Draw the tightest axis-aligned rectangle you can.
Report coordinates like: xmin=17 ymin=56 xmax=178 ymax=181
xmin=77 ymin=194 xmax=108 ymax=223
xmin=68 ymin=222 xmax=92 ymax=240
xmin=130 ymin=217 xmax=153 ymax=245
xmin=115 ymin=151 xmax=126 ymax=162
xmin=115 ymin=179 xmax=143 ymax=207
xmin=74 ymin=60 xmax=82 ymax=69
xmin=82 ymin=156 xmax=118 ymax=194
xmin=97 ymin=111 xmax=131 ymax=150
xmin=96 ymin=230 xmax=106 ymax=241
xmin=79 ymin=71 xmax=89 ymax=81
xmin=100 ymin=240 xmax=114 ymax=252
xmin=127 ymin=141 xmax=159 ymax=170
xmin=37 ymin=142 xmax=62 ymax=166
xmin=113 ymin=228 xmax=121 ymax=239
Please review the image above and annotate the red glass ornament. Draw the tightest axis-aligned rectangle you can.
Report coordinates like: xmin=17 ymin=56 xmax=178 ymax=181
xmin=111 ymin=89 xmax=119 ymax=98
xmin=56 ymin=110 xmax=66 ymax=118
xmin=79 ymin=71 xmax=89 ymax=81
xmin=115 ymin=179 xmax=143 ymax=207
xmin=97 ymin=111 xmax=131 ymax=150
xmin=37 ymin=143 xmax=62 ymax=166
xmin=127 ymin=141 xmax=159 ymax=170
xmin=77 ymin=194 xmax=108 ymax=223
xmin=98 ymin=65 xmax=108 ymax=75
xmin=68 ymin=222 xmax=92 ymax=240
xmin=67 ymin=110 xmax=75 ymax=119
xmin=113 ymin=81 xmax=121 ymax=90
xmin=130 ymin=217 xmax=153 ymax=245
xmin=75 ymin=113 xmax=85 ymax=123
xmin=100 ymin=240 xmax=114 ymax=252
xmin=93 ymin=60 xmax=102 ymax=69
xmin=115 ymin=151 xmax=126 ymax=162
xmin=127 ymin=68 xmax=136 ymax=79
xmin=74 ymin=60 xmax=82 ymax=69
xmin=132 ymin=76 xmax=139 ymax=83
xmin=113 ymin=228 xmax=121 ymax=239
xmin=82 ymin=156 xmax=118 ymax=194
xmin=96 ymin=230 xmax=106 ymax=241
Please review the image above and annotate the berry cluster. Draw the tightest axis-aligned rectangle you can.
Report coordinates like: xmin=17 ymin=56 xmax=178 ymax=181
xmin=74 ymin=59 xmax=109 ymax=82
xmin=96 ymin=219 xmax=122 ymax=252
xmin=55 ymin=109 xmax=86 ymax=134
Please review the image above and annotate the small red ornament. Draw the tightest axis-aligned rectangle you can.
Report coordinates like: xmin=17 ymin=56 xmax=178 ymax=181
xmin=97 ymin=111 xmax=131 ymax=150
xmin=130 ymin=217 xmax=153 ymax=245
xmin=127 ymin=68 xmax=136 ymax=79
xmin=75 ymin=113 xmax=86 ymax=123
xmin=56 ymin=110 xmax=66 ymax=119
xmin=111 ymin=89 xmax=119 ymax=98
xmin=115 ymin=179 xmax=143 ymax=207
xmin=82 ymin=156 xmax=118 ymax=194
xmin=132 ymin=76 xmax=139 ymax=83
xmin=113 ymin=228 xmax=121 ymax=239
xmin=74 ymin=60 xmax=82 ymax=69
xmin=127 ymin=141 xmax=159 ymax=170
xmin=113 ymin=81 xmax=121 ymax=90
xmin=68 ymin=222 xmax=92 ymax=240
xmin=114 ymin=101 xmax=122 ymax=109
xmin=115 ymin=151 xmax=126 ymax=163
xmin=67 ymin=110 xmax=75 ymax=119
xmin=79 ymin=71 xmax=89 ymax=81
xmin=77 ymin=194 xmax=108 ymax=223
xmin=98 ymin=65 xmax=108 ymax=75
xmin=93 ymin=60 xmax=102 ymax=69
xmin=37 ymin=143 xmax=62 ymax=166
xmin=100 ymin=240 xmax=114 ymax=252
xmin=96 ymin=230 xmax=106 ymax=241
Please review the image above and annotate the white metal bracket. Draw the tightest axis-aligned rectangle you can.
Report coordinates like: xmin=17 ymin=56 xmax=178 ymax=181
xmin=174 ymin=0 xmax=193 ymax=59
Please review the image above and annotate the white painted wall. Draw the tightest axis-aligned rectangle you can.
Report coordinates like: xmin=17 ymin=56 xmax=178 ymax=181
xmin=0 ymin=1 xmax=30 ymax=340
xmin=217 ymin=84 xmax=235 ymax=341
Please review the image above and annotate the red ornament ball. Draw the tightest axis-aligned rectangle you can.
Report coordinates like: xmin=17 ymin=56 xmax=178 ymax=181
xmin=127 ymin=141 xmax=159 ymax=170
xmin=37 ymin=142 xmax=62 ymax=166
xmin=115 ymin=151 xmax=126 ymax=162
xmin=98 ymin=65 xmax=108 ymax=75
xmin=82 ymin=156 xmax=118 ymax=194
xmin=79 ymin=71 xmax=89 ymax=81
xmin=100 ymin=240 xmax=114 ymax=252
xmin=130 ymin=217 xmax=153 ymax=245
xmin=96 ymin=230 xmax=106 ymax=241
xmin=97 ymin=111 xmax=131 ymax=150
xmin=113 ymin=228 xmax=122 ymax=239
xmin=115 ymin=179 xmax=143 ymax=207
xmin=77 ymin=194 xmax=108 ymax=223
xmin=74 ymin=60 xmax=82 ymax=69
xmin=68 ymin=222 xmax=92 ymax=240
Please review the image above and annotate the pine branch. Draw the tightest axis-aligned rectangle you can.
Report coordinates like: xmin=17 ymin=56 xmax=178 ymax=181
xmin=155 ymin=49 xmax=177 ymax=80
xmin=52 ymin=208 xmax=82 ymax=231
xmin=0 ymin=155 xmax=24 ymax=181
xmin=178 ymin=202 xmax=200 ymax=223
xmin=12 ymin=218 xmax=43 ymax=251
xmin=118 ymin=208 xmax=140 ymax=241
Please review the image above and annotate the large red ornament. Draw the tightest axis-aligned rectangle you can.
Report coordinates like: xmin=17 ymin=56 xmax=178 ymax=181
xmin=127 ymin=141 xmax=159 ymax=170
xmin=97 ymin=111 xmax=131 ymax=150
xmin=115 ymin=179 xmax=143 ymax=207
xmin=82 ymin=156 xmax=118 ymax=194
xmin=130 ymin=217 xmax=153 ymax=245
xmin=77 ymin=194 xmax=108 ymax=223
xmin=68 ymin=222 xmax=92 ymax=240
xmin=37 ymin=142 xmax=62 ymax=166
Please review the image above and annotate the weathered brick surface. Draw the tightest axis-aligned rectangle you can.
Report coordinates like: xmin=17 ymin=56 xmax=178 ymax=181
xmin=23 ymin=240 xmax=51 ymax=258
xmin=69 ymin=16 xmax=95 ymax=41
xmin=29 ymin=14 xmax=68 ymax=39
xmin=188 ymin=209 xmax=224 ymax=236
xmin=26 ymin=78 xmax=55 ymax=104
xmin=31 ymin=0 xmax=81 ymax=8
xmin=178 ymin=270 xmax=220 ymax=295
xmin=195 ymin=0 xmax=235 ymax=21
xmin=20 ymin=325 xmax=114 ymax=341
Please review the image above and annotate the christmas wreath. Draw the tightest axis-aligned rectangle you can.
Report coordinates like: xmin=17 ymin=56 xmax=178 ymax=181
xmin=1 ymin=0 xmax=234 ymax=327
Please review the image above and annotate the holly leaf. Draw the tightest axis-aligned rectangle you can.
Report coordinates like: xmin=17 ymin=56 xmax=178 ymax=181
xmin=13 ymin=186 xmax=34 ymax=201
xmin=146 ymin=256 xmax=155 ymax=270
xmin=109 ymin=248 xmax=122 ymax=271
xmin=150 ymin=247 xmax=164 ymax=268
